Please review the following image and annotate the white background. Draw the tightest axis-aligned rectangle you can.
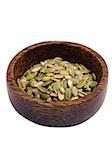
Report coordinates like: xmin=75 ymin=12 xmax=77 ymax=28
xmin=0 ymin=0 xmax=112 ymax=150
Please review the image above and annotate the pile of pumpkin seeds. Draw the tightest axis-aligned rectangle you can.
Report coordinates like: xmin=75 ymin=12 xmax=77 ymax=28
xmin=17 ymin=57 xmax=98 ymax=102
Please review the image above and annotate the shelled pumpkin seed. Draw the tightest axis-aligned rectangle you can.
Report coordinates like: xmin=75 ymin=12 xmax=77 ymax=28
xmin=17 ymin=57 xmax=98 ymax=102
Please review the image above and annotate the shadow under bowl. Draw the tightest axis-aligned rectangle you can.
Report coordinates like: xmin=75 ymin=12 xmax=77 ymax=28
xmin=7 ymin=41 xmax=108 ymax=127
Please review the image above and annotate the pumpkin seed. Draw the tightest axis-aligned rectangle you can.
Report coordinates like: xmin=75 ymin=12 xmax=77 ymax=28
xmin=62 ymin=80 xmax=67 ymax=89
xmin=60 ymin=87 xmax=65 ymax=94
xmin=31 ymin=66 xmax=41 ymax=73
xmin=53 ymin=81 xmax=60 ymax=93
xmin=54 ymin=74 xmax=63 ymax=79
xmin=75 ymin=70 xmax=82 ymax=76
xmin=17 ymin=57 xmax=98 ymax=101
xmin=76 ymin=79 xmax=86 ymax=88
xmin=44 ymin=68 xmax=54 ymax=73
xmin=65 ymin=88 xmax=72 ymax=100
xmin=60 ymin=70 xmax=69 ymax=76
xmin=37 ymin=86 xmax=48 ymax=93
xmin=65 ymin=75 xmax=71 ymax=79
xmin=42 ymin=76 xmax=51 ymax=81
xmin=74 ymin=63 xmax=82 ymax=70
xmin=58 ymin=92 xmax=64 ymax=101
xmin=70 ymin=78 xmax=78 ymax=85
xmin=90 ymin=81 xmax=98 ymax=88
xmin=54 ymin=66 xmax=64 ymax=71
xmin=80 ymin=64 xmax=90 ymax=73
xmin=47 ymin=97 xmax=52 ymax=102
xmin=46 ymin=73 xmax=54 ymax=76
xmin=40 ymin=93 xmax=50 ymax=100
xmin=54 ymin=57 xmax=63 ymax=61
xmin=72 ymin=86 xmax=78 ymax=97
xmin=30 ymin=80 xmax=43 ymax=87
xmin=67 ymin=79 xmax=73 ymax=88
xmin=50 ymin=92 xmax=57 ymax=97
xmin=25 ymin=72 xmax=37 ymax=80
xmin=43 ymin=80 xmax=53 ymax=86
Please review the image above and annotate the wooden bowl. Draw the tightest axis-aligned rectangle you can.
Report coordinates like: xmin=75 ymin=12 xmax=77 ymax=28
xmin=7 ymin=41 xmax=108 ymax=127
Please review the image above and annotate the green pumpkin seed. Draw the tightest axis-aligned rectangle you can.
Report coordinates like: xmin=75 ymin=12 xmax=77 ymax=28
xmin=43 ymin=80 xmax=53 ymax=86
xmin=72 ymin=86 xmax=78 ymax=97
xmin=53 ymin=81 xmax=60 ymax=93
xmin=60 ymin=70 xmax=69 ymax=76
xmin=90 ymin=81 xmax=98 ymax=88
xmin=76 ymin=79 xmax=86 ymax=88
xmin=75 ymin=70 xmax=82 ymax=76
xmin=63 ymin=80 xmax=67 ymax=89
xmin=46 ymin=73 xmax=54 ymax=76
xmin=70 ymin=78 xmax=78 ymax=85
xmin=26 ymin=72 xmax=37 ymax=80
xmin=65 ymin=88 xmax=72 ymax=100
xmin=74 ymin=63 xmax=82 ymax=70
xmin=35 ymin=76 xmax=42 ymax=81
xmin=37 ymin=86 xmax=48 ymax=93
xmin=44 ymin=68 xmax=54 ymax=73
xmin=40 ymin=93 xmax=50 ymax=100
xmin=80 ymin=64 xmax=90 ymax=73
xmin=83 ymin=74 xmax=89 ymax=80
xmin=75 ymin=75 xmax=83 ymax=81
xmin=21 ymin=77 xmax=29 ymax=89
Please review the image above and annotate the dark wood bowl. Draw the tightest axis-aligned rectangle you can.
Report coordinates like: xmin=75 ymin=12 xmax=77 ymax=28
xmin=7 ymin=41 xmax=108 ymax=127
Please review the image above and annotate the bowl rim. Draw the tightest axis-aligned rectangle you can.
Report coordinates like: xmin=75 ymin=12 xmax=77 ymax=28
xmin=7 ymin=41 xmax=108 ymax=107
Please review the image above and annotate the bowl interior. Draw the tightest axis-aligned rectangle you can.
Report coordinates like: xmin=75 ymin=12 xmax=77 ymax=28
xmin=13 ymin=42 xmax=102 ymax=83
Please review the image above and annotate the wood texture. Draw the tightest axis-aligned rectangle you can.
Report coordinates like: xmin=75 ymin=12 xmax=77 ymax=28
xmin=7 ymin=41 xmax=108 ymax=127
